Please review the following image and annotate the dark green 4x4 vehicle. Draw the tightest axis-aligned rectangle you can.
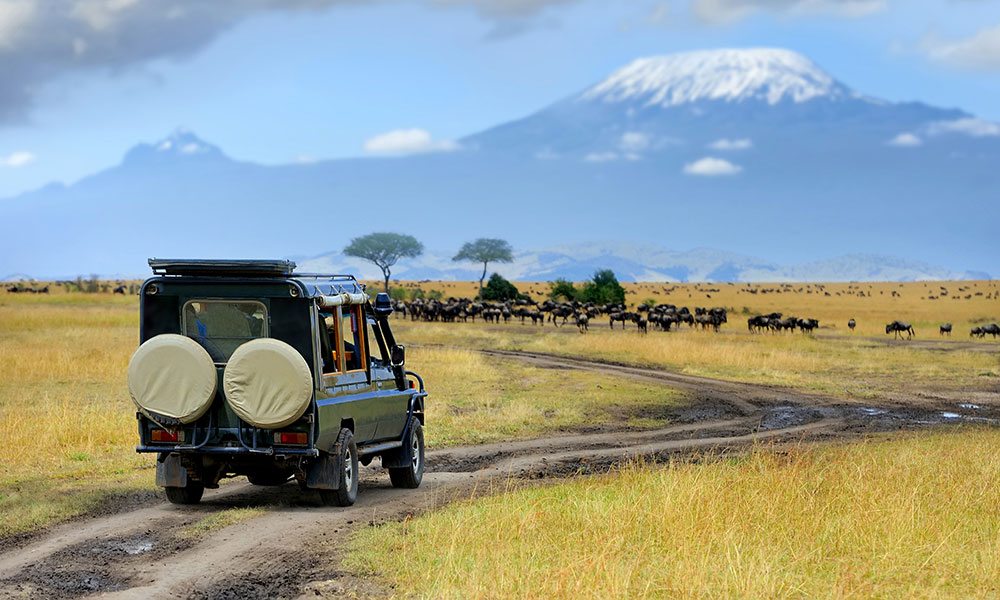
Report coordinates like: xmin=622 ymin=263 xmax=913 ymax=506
xmin=127 ymin=259 xmax=426 ymax=506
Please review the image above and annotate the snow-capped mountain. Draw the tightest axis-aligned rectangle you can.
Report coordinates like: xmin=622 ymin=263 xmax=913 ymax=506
xmin=581 ymin=48 xmax=852 ymax=107
xmin=0 ymin=48 xmax=996 ymax=279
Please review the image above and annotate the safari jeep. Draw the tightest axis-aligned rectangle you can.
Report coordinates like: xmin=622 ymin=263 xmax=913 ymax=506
xmin=127 ymin=259 xmax=426 ymax=506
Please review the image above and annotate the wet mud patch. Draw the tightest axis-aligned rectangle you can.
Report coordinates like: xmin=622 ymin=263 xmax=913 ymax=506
xmin=0 ymin=487 xmax=161 ymax=555
xmin=0 ymin=520 xmax=195 ymax=597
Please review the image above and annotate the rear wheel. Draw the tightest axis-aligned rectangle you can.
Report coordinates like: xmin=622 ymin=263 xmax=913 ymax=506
xmin=388 ymin=417 xmax=424 ymax=489
xmin=164 ymin=481 xmax=204 ymax=505
xmin=319 ymin=428 xmax=358 ymax=507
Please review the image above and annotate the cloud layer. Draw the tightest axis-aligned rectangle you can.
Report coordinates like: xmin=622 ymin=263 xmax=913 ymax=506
xmin=922 ymin=23 xmax=1000 ymax=72
xmin=0 ymin=0 xmax=581 ymax=125
xmin=691 ymin=0 xmax=885 ymax=25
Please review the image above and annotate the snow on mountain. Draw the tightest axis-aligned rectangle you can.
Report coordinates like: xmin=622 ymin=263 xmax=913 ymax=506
xmin=581 ymin=48 xmax=852 ymax=107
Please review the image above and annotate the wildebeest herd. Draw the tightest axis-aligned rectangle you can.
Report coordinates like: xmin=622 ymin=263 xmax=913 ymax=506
xmin=4 ymin=284 xmax=49 ymax=294
xmin=396 ymin=297 xmax=731 ymax=334
xmin=746 ymin=313 xmax=820 ymax=334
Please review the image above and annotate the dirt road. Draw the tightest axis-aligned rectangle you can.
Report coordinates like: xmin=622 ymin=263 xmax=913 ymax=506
xmin=1 ymin=349 xmax=995 ymax=599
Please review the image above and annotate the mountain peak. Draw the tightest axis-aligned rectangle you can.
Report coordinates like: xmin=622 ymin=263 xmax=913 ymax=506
xmin=582 ymin=48 xmax=852 ymax=108
xmin=122 ymin=129 xmax=226 ymax=165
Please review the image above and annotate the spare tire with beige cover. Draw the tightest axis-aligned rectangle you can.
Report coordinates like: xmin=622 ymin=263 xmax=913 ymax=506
xmin=223 ymin=338 xmax=313 ymax=429
xmin=127 ymin=334 xmax=218 ymax=425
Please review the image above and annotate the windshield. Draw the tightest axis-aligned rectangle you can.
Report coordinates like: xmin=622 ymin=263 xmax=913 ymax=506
xmin=183 ymin=300 xmax=267 ymax=362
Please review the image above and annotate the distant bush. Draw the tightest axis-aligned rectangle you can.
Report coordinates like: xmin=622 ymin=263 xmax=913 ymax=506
xmin=481 ymin=274 xmax=522 ymax=302
xmin=579 ymin=270 xmax=626 ymax=305
xmin=549 ymin=278 xmax=578 ymax=302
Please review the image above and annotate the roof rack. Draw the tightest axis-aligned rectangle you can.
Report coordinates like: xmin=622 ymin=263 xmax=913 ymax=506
xmin=148 ymin=258 xmax=296 ymax=277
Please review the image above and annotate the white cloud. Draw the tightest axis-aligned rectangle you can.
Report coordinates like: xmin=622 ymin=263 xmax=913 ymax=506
xmin=2 ymin=150 xmax=35 ymax=167
xmin=619 ymin=131 xmax=650 ymax=153
xmin=692 ymin=0 xmax=885 ymax=25
xmin=922 ymin=23 xmax=1000 ymax=71
xmin=926 ymin=118 xmax=1000 ymax=138
xmin=0 ymin=0 xmax=35 ymax=46
xmin=887 ymin=133 xmax=922 ymax=147
xmin=683 ymin=156 xmax=742 ymax=176
xmin=363 ymin=129 xmax=460 ymax=156
xmin=708 ymin=137 xmax=752 ymax=151
xmin=584 ymin=152 xmax=619 ymax=163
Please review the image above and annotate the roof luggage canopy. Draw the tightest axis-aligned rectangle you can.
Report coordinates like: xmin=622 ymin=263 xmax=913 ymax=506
xmin=149 ymin=259 xmax=297 ymax=277
xmin=145 ymin=258 xmax=368 ymax=303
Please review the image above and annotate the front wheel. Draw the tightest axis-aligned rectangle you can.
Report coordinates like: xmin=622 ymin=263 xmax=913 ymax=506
xmin=388 ymin=417 xmax=424 ymax=489
xmin=164 ymin=481 xmax=204 ymax=505
xmin=319 ymin=428 xmax=359 ymax=507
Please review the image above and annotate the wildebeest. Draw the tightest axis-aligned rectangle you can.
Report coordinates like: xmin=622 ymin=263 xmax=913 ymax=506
xmin=575 ymin=313 xmax=589 ymax=333
xmin=939 ymin=323 xmax=952 ymax=336
xmin=796 ymin=318 xmax=819 ymax=333
xmin=848 ymin=318 xmax=856 ymax=332
xmin=972 ymin=323 xmax=1000 ymax=338
xmin=885 ymin=320 xmax=915 ymax=340
xmin=113 ymin=285 xmax=127 ymax=295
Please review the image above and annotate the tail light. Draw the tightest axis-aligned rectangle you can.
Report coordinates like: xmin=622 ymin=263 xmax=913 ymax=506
xmin=151 ymin=429 xmax=184 ymax=443
xmin=274 ymin=432 xmax=308 ymax=445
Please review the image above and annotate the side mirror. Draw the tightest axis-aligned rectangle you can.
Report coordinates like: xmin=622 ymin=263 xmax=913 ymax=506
xmin=373 ymin=292 xmax=394 ymax=318
xmin=391 ymin=344 xmax=405 ymax=367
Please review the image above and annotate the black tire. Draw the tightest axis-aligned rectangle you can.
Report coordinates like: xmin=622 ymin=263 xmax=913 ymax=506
xmin=319 ymin=428 xmax=358 ymax=507
xmin=164 ymin=482 xmax=204 ymax=505
xmin=388 ymin=417 xmax=424 ymax=489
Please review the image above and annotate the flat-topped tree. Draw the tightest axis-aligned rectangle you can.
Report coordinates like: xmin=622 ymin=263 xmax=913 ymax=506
xmin=344 ymin=232 xmax=423 ymax=293
xmin=453 ymin=238 xmax=514 ymax=297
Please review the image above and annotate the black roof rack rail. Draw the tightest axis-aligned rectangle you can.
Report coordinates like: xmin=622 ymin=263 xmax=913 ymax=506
xmin=148 ymin=258 xmax=296 ymax=277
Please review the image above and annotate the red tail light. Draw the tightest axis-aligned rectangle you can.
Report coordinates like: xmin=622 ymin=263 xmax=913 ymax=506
xmin=274 ymin=432 xmax=308 ymax=445
xmin=409 ymin=380 xmax=416 ymax=389
xmin=151 ymin=429 xmax=183 ymax=443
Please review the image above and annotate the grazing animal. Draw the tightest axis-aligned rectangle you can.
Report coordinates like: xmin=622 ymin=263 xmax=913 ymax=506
xmin=939 ymin=323 xmax=952 ymax=336
xmin=970 ymin=326 xmax=983 ymax=338
xmin=885 ymin=321 xmax=915 ymax=340
xmin=848 ymin=318 xmax=856 ymax=332
xmin=575 ymin=313 xmax=589 ymax=333
xmin=974 ymin=323 xmax=1000 ymax=339
xmin=636 ymin=317 xmax=647 ymax=334
xmin=113 ymin=285 xmax=127 ymax=295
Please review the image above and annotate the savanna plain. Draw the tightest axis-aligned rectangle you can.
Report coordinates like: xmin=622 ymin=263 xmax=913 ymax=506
xmin=0 ymin=279 xmax=998 ymax=598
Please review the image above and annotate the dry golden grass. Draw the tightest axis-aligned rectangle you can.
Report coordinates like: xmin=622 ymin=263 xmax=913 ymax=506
xmin=394 ymin=321 xmax=999 ymax=400
xmin=407 ymin=348 xmax=679 ymax=447
xmin=348 ymin=428 xmax=1000 ymax=599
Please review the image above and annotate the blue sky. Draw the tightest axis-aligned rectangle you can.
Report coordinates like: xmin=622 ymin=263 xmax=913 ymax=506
xmin=1 ymin=0 xmax=999 ymax=198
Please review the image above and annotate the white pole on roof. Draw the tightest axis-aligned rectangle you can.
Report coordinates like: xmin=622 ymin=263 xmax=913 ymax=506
xmin=317 ymin=292 xmax=369 ymax=307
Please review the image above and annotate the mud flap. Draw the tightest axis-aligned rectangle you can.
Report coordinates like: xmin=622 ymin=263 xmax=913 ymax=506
xmin=156 ymin=453 xmax=188 ymax=487
xmin=305 ymin=452 xmax=339 ymax=490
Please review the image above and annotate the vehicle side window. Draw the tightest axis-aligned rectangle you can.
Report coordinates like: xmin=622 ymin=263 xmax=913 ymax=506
xmin=341 ymin=305 xmax=367 ymax=372
xmin=183 ymin=300 xmax=266 ymax=363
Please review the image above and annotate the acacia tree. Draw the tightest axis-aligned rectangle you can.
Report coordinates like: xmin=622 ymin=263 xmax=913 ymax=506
xmin=452 ymin=238 xmax=514 ymax=297
xmin=344 ymin=232 xmax=423 ymax=293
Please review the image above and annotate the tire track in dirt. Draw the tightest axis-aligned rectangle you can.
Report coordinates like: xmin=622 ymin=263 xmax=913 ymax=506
xmin=0 ymin=348 xmax=991 ymax=599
